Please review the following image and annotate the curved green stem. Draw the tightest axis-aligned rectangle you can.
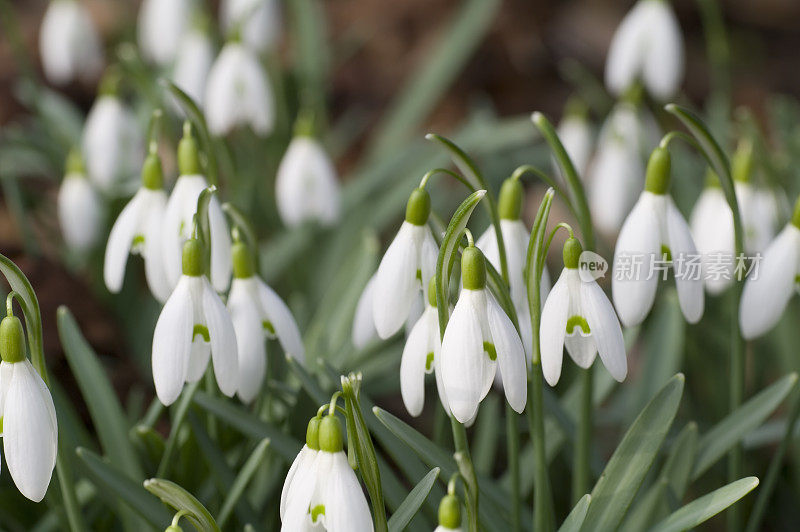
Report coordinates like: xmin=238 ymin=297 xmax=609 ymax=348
xmin=419 ymin=168 xmax=475 ymax=192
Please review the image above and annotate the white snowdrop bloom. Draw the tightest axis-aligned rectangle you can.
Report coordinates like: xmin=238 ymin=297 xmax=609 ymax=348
xmin=162 ymin=126 xmax=232 ymax=293
xmin=205 ymin=42 xmax=275 ymax=136
xmin=556 ymin=106 xmax=593 ymax=179
xmin=440 ymin=244 xmax=527 ymax=423
xmin=739 ymin=197 xmax=800 ymax=339
xmin=373 ymin=187 xmax=439 ymax=339
xmin=172 ymin=28 xmax=215 ymax=106
xmin=280 ymin=417 xmax=321 ymax=522
xmin=281 ymin=414 xmax=374 ymax=531
xmin=605 ymin=0 xmax=684 ymax=100
xmin=152 ymin=239 xmax=238 ymax=405
xmin=540 ymin=237 xmax=627 ymax=386
xmin=0 ymin=315 xmax=58 ymax=503
xmin=39 ymin=0 xmax=103 ymax=85
xmin=103 ymin=149 xmax=171 ymax=303
xmin=275 ymin=136 xmax=341 ymax=228
xmin=227 ymin=242 xmax=305 ymax=403
xmin=57 ymin=151 xmax=103 ymax=253
xmin=82 ymin=81 xmax=144 ymax=194
xmin=137 ymin=0 xmax=191 ymax=66
xmin=434 ymin=492 xmax=463 ymax=532
xmin=689 ymin=183 xmax=735 ymax=295
xmin=613 ymin=147 xmax=704 ymax=327
xmin=221 ymin=0 xmax=281 ymax=53
xmin=351 ymin=273 xmax=424 ymax=349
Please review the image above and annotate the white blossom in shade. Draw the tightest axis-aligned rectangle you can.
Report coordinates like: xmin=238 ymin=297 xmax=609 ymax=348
xmin=152 ymin=240 xmax=238 ymax=405
xmin=439 ymin=246 xmax=527 ymax=423
xmin=103 ymin=152 xmax=171 ymax=303
xmin=689 ymin=184 xmax=735 ymax=295
xmin=39 ymin=0 xmax=103 ymax=85
xmin=351 ymin=273 xmax=424 ymax=349
xmin=227 ymin=242 xmax=305 ymax=403
xmin=0 ymin=316 xmax=57 ymax=503
xmin=82 ymin=95 xmax=144 ymax=195
xmin=58 ymin=172 xmax=103 ymax=253
xmin=205 ymin=43 xmax=274 ymax=136
xmin=221 ymin=0 xmax=281 ymax=53
xmin=540 ymin=238 xmax=626 ymax=386
xmin=171 ymin=29 xmax=215 ymax=106
xmin=137 ymin=0 xmax=191 ymax=66
xmin=275 ymin=136 xmax=341 ymax=228
xmin=740 ymin=184 xmax=783 ymax=255
xmin=605 ymin=0 xmax=684 ymax=100
xmin=280 ymin=419 xmax=320 ymax=523
xmin=556 ymin=112 xmax=593 ymax=179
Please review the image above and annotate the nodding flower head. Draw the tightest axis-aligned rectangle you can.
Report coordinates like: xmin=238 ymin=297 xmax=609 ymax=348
xmin=221 ymin=0 xmax=281 ymax=54
xmin=137 ymin=0 xmax=191 ymax=66
xmin=58 ymin=149 xmax=103 ymax=254
xmin=39 ymin=0 xmax=103 ymax=85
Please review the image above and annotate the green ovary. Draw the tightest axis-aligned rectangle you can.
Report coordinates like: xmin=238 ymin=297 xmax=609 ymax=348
xmin=310 ymin=504 xmax=325 ymax=523
xmin=193 ymin=324 xmax=210 ymax=342
xmin=483 ymin=342 xmax=497 ymax=361
xmin=262 ymin=320 xmax=275 ymax=335
xmin=566 ymin=315 xmax=590 ymax=336
xmin=425 ymin=352 xmax=434 ymax=371
xmin=661 ymin=245 xmax=672 ymax=262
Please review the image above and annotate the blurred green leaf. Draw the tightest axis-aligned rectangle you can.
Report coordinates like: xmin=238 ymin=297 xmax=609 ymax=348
xmin=387 ymin=467 xmax=440 ymax=532
xmin=217 ymin=438 xmax=271 ymax=527
xmin=144 ymin=478 xmax=220 ymax=532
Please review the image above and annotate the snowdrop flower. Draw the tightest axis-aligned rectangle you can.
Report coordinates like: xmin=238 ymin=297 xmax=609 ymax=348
xmin=137 ymin=0 xmax=191 ymax=67
xmin=739 ymin=197 xmax=800 ymax=339
xmin=162 ymin=124 xmax=232 ymax=293
xmin=434 ymin=492 xmax=463 ymax=532
xmin=227 ymin=241 xmax=305 ymax=402
xmin=152 ymin=238 xmax=238 ymax=405
xmin=613 ymin=147 xmax=704 ymax=327
xmin=172 ymin=26 xmax=215 ymax=106
xmin=605 ymin=0 xmax=684 ymax=100
xmin=275 ymin=133 xmax=341 ymax=228
xmin=477 ymin=177 xmax=551 ymax=358
xmin=281 ymin=414 xmax=374 ymax=531
xmin=555 ymin=101 xmax=593 ymax=179
xmin=205 ymin=42 xmax=274 ymax=136
xmin=540 ymin=236 xmax=626 ymax=386
xmin=39 ymin=0 xmax=103 ymax=85
xmin=440 ymin=240 xmax=527 ymax=423
xmin=82 ymin=71 xmax=144 ymax=194
xmin=280 ymin=417 xmax=321 ymax=523
xmin=103 ymin=147 xmax=171 ymax=303
xmin=373 ymin=187 xmax=438 ymax=339
xmin=0 ymin=313 xmax=58 ymax=502
xmin=58 ymin=149 xmax=103 ymax=252
xmin=351 ymin=273 xmax=424 ymax=349
xmin=221 ymin=0 xmax=281 ymax=54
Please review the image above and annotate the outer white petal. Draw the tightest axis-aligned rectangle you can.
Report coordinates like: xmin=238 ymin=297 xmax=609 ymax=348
xmin=276 ymin=137 xmax=340 ymax=227
xmin=162 ymin=174 xmax=212 ymax=289
xmin=419 ymin=227 xmax=439 ymax=289
xmin=152 ymin=276 xmax=193 ymax=405
xmin=589 ymin=136 xmax=644 ymax=236
xmin=222 ymin=0 xmax=281 ymax=53
xmin=642 ymin=0 xmax=684 ymax=100
xmin=281 ymin=451 xmax=321 ymax=530
xmin=557 ymin=115 xmax=594 ymax=178
xmin=59 ymin=173 xmax=103 ymax=252
xmin=690 ymin=187 xmax=734 ymax=295
xmin=666 ymin=197 xmax=704 ymax=323
xmin=0 ymin=361 xmax=13 ymax=423
xmin=137 ymin=0 xmax=189 ymax=66
xmin=205 ymin=45 xmax=243 ymax=135
xmin=580 ymin=281 xmax=627 ymax=382
xmin=103 ymin=188 xmax=146 ymax=292
xmin=280 ymin=446 xmax=317 ymax=519
xmin=476 ymin=225 xmax=499 ymax=270
xmin=539 ymin=269 xmax=570 ymax=386
xmin=141 ymin=190 xmax=172 ymax=303
xmin=373 ymin=223 xmax=421 ymax=339
xmin=208 ymin=196 xmax=233 ymax=292
xmin=256 ymin=278 xmax=305 ymax=362
xmin=39 ymin=0 xmax=103 ymax=84
xmin=400 ymin=308 xmax=435 ymax=416
xmin=172 ymin=30 xmax=214 ymax=106
xmin=202 ymin=280 xmax=239 ymax=397
xmin=83 ymin=96 xmax=143 ymax=194
xmin=486 ymin=294 xmax=527 ymax=413
xmin=239 ymin=45 xmax=275 ymax=134
xmin=352 ymin=274 xmax=378 ymax=348
xmin=612 ymin=192 xmax=662 ymax=327
xmin=740 ymin=224 xmax=800 ymax=339
xmin=605 ymin=2 xmax=648 ymax=96
xmin=324 ymin=452 xmax=374 ymax=532
xmin=229 ymin=279 xmax=267 ymax=402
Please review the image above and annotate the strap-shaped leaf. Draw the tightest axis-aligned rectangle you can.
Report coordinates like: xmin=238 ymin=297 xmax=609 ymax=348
xmin=217 ymin=438 xmax=271 ymax=527
xmin=144 ymin=478 xmax=221 ymax=532
xmin=558 ymin=494 xmax=591 ymax=532
xmin=387 ymin=468 xmax=440 ymax=532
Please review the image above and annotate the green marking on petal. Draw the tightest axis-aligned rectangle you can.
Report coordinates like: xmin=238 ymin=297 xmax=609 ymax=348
xmin=310 ymin=504 xmax=325 ymax=522
xmin=262 ymin=320 xmax=275 ymax=335
xmin=661 ymin=244 xmax=672 ymax=262
xmin=483 ymin=342 xmax=497 ymax=361
xmin=425 ymin=352 xmax=434 ymax=371
xmin=795 ymin=274 xmax=800 ymax=285
xmin=192 ymin=324 xmax=210 ymax=342
xmin=566 ymin=315 xmax=590 ymax=335
xmin=0 ymin=416 xmax=3 ymax=434
xmin=131 ymin=234 xmax=145 ymax=248
xmin=416 ymin=269 xmax=422 ymax=282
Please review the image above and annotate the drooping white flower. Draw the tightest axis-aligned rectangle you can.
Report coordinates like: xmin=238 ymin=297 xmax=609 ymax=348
xmin=351 ymin=273 xmax=424 ymax=349
xmin=137 ymin=0 xmax=191 ymax=66
xmin=39 ymin=0 xmax=103 ymax=85
xmin=439 ymin=244 xmax=527 ymax=423
xmin=205 ymin=42 xmax=274 ymax=136
xmin=221 ymin=0 xmax=281 ymax=54
xmin=103 ymin=149 xmax=171 ymax=303
xmin=689 ymin=183 xmax=735 ymax=295
xmin=556 ymin=105 xmax=593 ymax=179
xmin=152 ymin=239 xmax=238 ymax=405
xmin=540 ymin=237 xmax=627 ymax=386
xmin=57 ymin=151 xmax=103 ymax=253
xmin=0 ymin=315 xmax=58 ymax=502
xmin=613 ymin=147 xmax=704 ymax=327
xmin=373 ymin=187 xmax=439 ymax=339
xmin=280 ymin=417 xmax=321 ymax=523
xmin=605 ymin=0 xmax=684 ymax=100
xmin=227 ymin=241 xmax=305 ymax=402
xmin=739 ymin=197 xmax=800 ymax=339
xmin=275 ymin=136 xmax=341 ymax=228
xmin=172 ymin=28 xmax=215 ymax=106
xmin=162 ymin=126 xmax=232 ymax=293
xmin=281 ymin=414 xmax=374 ymax=531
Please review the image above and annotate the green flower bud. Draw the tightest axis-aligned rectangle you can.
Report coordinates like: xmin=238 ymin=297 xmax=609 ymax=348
xmin=461 ymin=246 xmax=486 ymax=290
xmin=644 ymin=147 xmax=671 ymax=195
xmin=0 ymin=315 xmax=25 ymax=364
xmin=438 ymin=494 xmax=462 ymax=529
xmin=405 ymin=188 xmax=431 ymax=226
xmin=318 ymin=414 xmax=343 ymax=453
xmin=232 ymin=241 xmax=255 ymax=279
xmin=178 ymin=122 xmax=202 ymax=176
xmin=141 ymin=152 xmax=164 ymax=190
xmin=498 ymin=178 xmax=523 ymax=220
xmin=306 ymin=417 xmax=321 ymax=451
xmin=563 ymin=237 xmax=582 ymax=270
xmin=182 ymin=239 xmax=205 ymax=277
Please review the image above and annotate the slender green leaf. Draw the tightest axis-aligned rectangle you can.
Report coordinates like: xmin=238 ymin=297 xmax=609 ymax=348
xmin=217 ymin=439 xmax=271 ymax=527
xmin=387 ymin=468 xmax=440 ymax=532
xmin=662 ymin=422 xmax=698 ymax=500
xmin=558 ymin=494 xmax=591 ymax=532
xmin=620 ymin=479 xmax=668 ymax=532
xmin=157 ymin=380 xmax=200 ymax=477
xmin=144 ymin=478 xmax=221 ymax=532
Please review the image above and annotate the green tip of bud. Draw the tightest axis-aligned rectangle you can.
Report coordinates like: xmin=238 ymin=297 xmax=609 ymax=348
xmin=405 ymin=188 xmax=431 ymax=226
xmin=732 ymin=140 xmax=754 ymax=184
xmin=306 ymin=417 xmax=321 ymax=450
xmin=644 ymin=147 xmax=671 ymax=195
xmin=178 ymin=122 xmax=202 ymax=175
xmin=182 ymin=239 xmax=205 ymax=277
xmin=232 ymin=241 xmax=255 ymax=279
xmin=427 ymin=277 xmax=438 ymax=307
xmin=791 ymin=196 xmax=800 ymax=230
xmin=438 ymin=494 xmax=462 ymax=529
xmin=461 ymin=246 xmax=486 ymax=290
xmin=0 ymin=316 xmax=26 ymax=364
xmin=318 ymin=414 xmax=343 ymax=453
xmin=141 ymin=152 xmax=164 ymax=190
xmin=65 ymin=148 xmax=85 ymax=174
xmin=498 ymin=178 xmax=523 ymax=220
xmin=563 ymin=237 xmax=582 ymax=269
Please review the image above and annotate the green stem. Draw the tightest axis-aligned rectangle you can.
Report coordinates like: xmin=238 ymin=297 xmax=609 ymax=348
xmin=728 ymin=289 xmax=745 ymax=532
xmin=451 ymin=418 xmax=479 ymax=532
xmin=574 ymin=368 xmax=592 ymax=501
xmin=505 ymin=403 xmax=521 ymax=532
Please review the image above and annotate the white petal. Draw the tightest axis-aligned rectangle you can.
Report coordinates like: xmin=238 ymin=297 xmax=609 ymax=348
xmin=186 ymin=338 xmax=211 ymax=383
xmin=221 ymin=0 xmax=281 ymax=53
xmin=589 ymin=136 xmax=643 ymax=236
xmin=352 ymin=274 xmax=378 ymax=349
xmin=39 ymin=0 xmax=103 ymax=84
xmin=419 ymin=228 xmax=440 ymax=292
xmin=666 ymin=197 xmax=704 ymax=323
xmin=486 ymin=294 xmax=527 ymax=413
xmin=324 ymin=452 xmax=374 ymax=532
xmin=229 ymin=279 xmax=267 ymax=402
xmin=152 ymin=277 xmax=193 ymax=405
xmin=740 ymin=224 xmax=800 ymax=339
xmin=690 ymin=187 xmax=734 ymax=295
xmin=141 ymin=190 xmax=172 ymax=303
xmin=83 ymin=97 xmax=143 ymax=194
xmin=275 ymin=137 xmax=340 ymax=227
xmin=476 ymin=225 xmax=499 ymax=271
xmin=642 ymin=0 xmax=684 ymax=100
xmin=565 ymin=270 xmax=597 ymax=369
xmin=373 ymin=223 xmax=422 ymax=339
xmin=103 ymin=188 xmax=146 ymax=293
xmin=202 ymin=280 xmax=239 ymax=397
xmin=239 ymin=46 xmax=275 ymax=134
xmin=400 ymin=308 xmax=435 ymax=417
xmin=208 ymin=196 xmax=233 ymax=292
xmin=257 ymin=278 xmax=305 ymax=363
xmin=4 ymin=360 xmax=58 ymax=502
xmin=281 ymin=451 xmax=320 ymax=530
xmin=557 ymin=115 xmax=594 ymax=178
xmin=605 ymin=2 xmax=648 ymax=97
xmin=171 ymin=30 xmax=214 ymax=106
xmin=58 ymin=174 xmax=103 ymax=252
xmin=539 ymin=269 xmax=570 ymax=386
xmin=162 ymin=174 xmax=210 ymax=289
xmin=0 ymin=361 xmax=13 ymax=422
xmin=280 ymin=446 xmax=317 ymax=519
xmin=205 ymin=45 xmax=243 ymax=135
xmin=581 ymin=281 xmax=627 ymax=382
xmin=137 ymin=0 xmax=189 ymax=66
